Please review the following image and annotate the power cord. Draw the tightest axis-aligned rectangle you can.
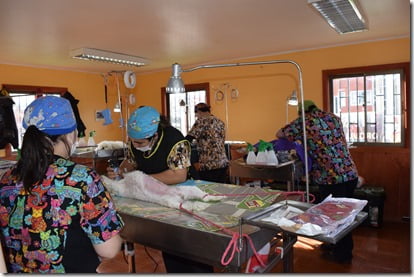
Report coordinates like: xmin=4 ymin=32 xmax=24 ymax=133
xmin=143 ymin=246 xmax=159 ymax=273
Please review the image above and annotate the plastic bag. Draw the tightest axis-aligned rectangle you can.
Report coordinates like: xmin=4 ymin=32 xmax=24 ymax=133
xmin=278 ymin=195 xmax=368 ymax=237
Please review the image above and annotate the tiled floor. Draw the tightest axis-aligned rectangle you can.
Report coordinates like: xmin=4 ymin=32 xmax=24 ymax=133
xmin=97 ymin=221 xmax=411 ymax=274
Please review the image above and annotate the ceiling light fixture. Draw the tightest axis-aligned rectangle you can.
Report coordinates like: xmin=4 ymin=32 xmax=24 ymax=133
xmin=308 ymin=0 xmax=367 ymax=34
xmin=70 ymin=48 xmax=148 ymax=67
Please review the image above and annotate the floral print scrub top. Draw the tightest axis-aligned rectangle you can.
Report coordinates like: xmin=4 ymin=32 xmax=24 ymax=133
xmin=280 ymin=109 xmax=358 ymax=185
xmin=187 ymin=114 xmax=229 ymax=171
xmin=0 ymin=156 xmax=124 ymax=273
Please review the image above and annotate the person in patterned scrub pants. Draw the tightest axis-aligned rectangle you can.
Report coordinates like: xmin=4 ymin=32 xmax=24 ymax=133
xmin=276 ymin=100 xmax=359 ymax=264
xmin=106 ymin=105 xmax=214 ymax=273
xmin=0 ymin=96 xmax=124 ymax=273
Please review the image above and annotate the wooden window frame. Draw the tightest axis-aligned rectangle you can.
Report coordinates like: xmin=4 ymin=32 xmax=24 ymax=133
xmin=322 ymin=62 xmax=410 ymax=148
xmin=1 ymin=84 xmax=67 ymax=159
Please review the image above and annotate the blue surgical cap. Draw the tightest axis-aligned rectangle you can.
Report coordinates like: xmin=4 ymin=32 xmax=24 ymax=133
xmin=22 ymin=96 xmax=77 ymax=136
xmin=127 ymin=106 xmax=160 ymax=139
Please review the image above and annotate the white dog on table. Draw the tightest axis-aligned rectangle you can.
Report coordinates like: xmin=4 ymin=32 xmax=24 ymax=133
xmin=101 ymin=170 xmax=225 ymax=211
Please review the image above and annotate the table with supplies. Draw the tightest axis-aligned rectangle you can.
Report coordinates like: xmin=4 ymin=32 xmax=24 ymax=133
xmin=113 ymin=180 xmax=367 ymax=273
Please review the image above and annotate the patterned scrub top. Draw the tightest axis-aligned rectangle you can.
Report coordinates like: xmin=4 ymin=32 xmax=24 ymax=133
xmin=0 ymin=156 xmax=124 ymax=273
xmin=281 ymin=109 xmax=358 ymax=185
xmin=187 ymin=114 xmax=229 ymax=171
xmin=127 ymin=140 xmax=191 ymax=170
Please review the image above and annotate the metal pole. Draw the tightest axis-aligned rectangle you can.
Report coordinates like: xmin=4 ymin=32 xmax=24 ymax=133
xmin=180 ymin=60 xmax=310 ymax=202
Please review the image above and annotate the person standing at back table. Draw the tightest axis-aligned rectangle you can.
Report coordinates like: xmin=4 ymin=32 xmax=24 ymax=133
xmin=0 ymin=96 xmax=124 ymax=273
xmin=106 ymin=105 xmax=214 ymax=273
xmin=185 ymin=103 xmax=229 ymax=183
xmin=276 ymin=100 xmax=359 ymax=264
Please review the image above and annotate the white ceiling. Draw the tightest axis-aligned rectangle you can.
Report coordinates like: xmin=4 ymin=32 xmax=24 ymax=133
xmin=0 ymin=0 xmax=410 ymax=74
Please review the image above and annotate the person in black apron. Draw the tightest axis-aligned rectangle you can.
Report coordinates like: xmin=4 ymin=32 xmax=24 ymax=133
xmin=107 ymin=106 xmax=214 ymax=273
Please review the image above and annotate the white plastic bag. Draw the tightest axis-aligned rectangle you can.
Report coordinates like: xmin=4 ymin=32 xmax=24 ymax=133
xmin=266 ymin=149 xmax=279 ymax=165
xmin=246 ymin=151 xmax=257 ymax=164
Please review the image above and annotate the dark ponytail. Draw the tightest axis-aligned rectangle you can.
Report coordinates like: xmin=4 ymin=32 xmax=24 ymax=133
xmin=13 ymin=125 xmax=55 ymax=193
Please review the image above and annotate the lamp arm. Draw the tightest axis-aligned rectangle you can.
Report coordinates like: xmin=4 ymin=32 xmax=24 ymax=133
xmin=180 ymin=59 xmax=309 ymax=202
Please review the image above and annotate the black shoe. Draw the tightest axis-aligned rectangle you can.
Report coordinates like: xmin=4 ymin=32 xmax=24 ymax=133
xmin=321 ymin=251 xmax=352 ymax=264
xmin=319 ymin=243 xmax=335 ymax=252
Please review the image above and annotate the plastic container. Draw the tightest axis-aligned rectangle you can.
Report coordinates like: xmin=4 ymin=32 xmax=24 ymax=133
xmin=246 ymin=143 xmax=257 ymax=164
xmin=265 ymin=142 xmax=279 ymax=165
xmin=255 ymin=140 xmax=268 ymax=165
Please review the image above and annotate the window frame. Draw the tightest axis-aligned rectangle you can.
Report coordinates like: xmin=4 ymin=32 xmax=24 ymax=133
xmin=322 ymin=62 xmax=410 ymax=148
xmin=1 ymin=84 xmax=67 ymax=158
xmin=161 ymin=82 xmax=210 ymax=134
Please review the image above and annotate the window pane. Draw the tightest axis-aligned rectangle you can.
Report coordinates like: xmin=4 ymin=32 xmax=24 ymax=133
xmin=331 ymin=71 xmax=403 ymax=145
xmin=10 ymin=93 xmax=60 ymax=150
xmin=168 ymin=89 xmax=206 ymax=136
xmin=11 ymin=94 xmax=36 ymax=149
xmin=169 ymin=93 xmax=187 ymax=134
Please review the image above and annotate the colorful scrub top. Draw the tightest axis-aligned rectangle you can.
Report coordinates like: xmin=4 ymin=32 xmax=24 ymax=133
xmin=280 ymin=109 xmax=358 ymax=185
xmin=0 ymin=156 xmax=124 ymax=273
xmin=187 ymin=114 xmax=229 ymax=171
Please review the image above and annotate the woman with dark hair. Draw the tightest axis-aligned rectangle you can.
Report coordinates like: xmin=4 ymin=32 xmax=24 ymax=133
xmin=0 ymin=96 xmax=124 ymax=273
xmin=185 ymin=102 xmax=229 ymax=183
xmin=107 ymin=105 xmax=213 ymax=273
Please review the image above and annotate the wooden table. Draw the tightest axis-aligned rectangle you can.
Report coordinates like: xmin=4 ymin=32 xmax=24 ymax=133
xmin=229 ymin=159 xmax=302 ymax=190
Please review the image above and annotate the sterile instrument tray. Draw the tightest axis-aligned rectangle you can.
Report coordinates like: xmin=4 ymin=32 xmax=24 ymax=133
xmin=242 ymin=200 xmax=368 ymax=244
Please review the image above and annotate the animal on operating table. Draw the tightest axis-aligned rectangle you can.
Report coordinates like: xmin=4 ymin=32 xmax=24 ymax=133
xmin=101 ymin=170 xmax=225 ymax=211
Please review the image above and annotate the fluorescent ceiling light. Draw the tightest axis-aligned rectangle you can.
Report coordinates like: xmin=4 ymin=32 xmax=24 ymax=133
xmin=70 ymin=48 xmax=148 ymax=67
xmin=308 ymin=0 xmax=367 ymax=34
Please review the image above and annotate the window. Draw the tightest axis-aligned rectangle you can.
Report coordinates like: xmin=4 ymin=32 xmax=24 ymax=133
xmin=2 ymin=85 xmax=67 ymax=151
xmin=323 ymin=63 xmax=410 ymax=146
xmin=161 ymin=83 xmax=209 ymax=136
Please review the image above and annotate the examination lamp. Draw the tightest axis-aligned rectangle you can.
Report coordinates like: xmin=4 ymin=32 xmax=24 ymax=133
xmin=166 ymin=60 xmax=310 ymax=202
xmin=287 ymin=90 xmax=298 ymax=106
xmin=286 ymin=90 xmax=298 ymax=124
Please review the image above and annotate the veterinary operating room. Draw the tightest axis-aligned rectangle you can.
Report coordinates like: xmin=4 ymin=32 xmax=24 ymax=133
xmin=0 ymin=0 xmax=410 ymax=274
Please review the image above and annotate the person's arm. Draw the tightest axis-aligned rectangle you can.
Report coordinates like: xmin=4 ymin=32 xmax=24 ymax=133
xmin=106 ymin=159 xmax=136 ymax=179
xmin=93 ymin=234 xmax=123 ymax=260
xmin=80 ymin=168 xmax=125 ymax=261
xmin=150 ymin=140 xmax=191 ymax=185
xmin=0 ymin=241 xmax=7 ymax=273
xmin=106 ymin=141 xmax=137 ymax=179
xmin=150 ymin=167 xmax=188 ymax=185
xmin=276 ymin=128 xmax=286 ymax=139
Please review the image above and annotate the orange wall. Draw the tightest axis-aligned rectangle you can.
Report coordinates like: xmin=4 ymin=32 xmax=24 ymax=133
xmin=0 ymin=65 xmax=141 ymax=143
xmin=0 ymin=37 xmax=409 ymax=145
xmin=136 ymin=38 xmax=410 ymax=144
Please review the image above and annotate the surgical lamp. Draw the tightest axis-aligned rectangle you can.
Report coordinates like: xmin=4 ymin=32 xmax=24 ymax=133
xmin=286 ymin=90 xmax=298 ymax=123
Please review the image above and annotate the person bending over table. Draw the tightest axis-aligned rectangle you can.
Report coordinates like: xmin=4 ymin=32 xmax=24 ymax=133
xmin=276 ymin=100 xmax=359 ymax=264
xmin=106 ymin=105 xmax=214 ymax=273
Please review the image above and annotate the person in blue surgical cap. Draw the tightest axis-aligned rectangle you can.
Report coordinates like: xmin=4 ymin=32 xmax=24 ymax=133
xmin=0 ymin=96 xmax=124 ymax=273
xmin=106 ymin=105 xmax=214 ymax=273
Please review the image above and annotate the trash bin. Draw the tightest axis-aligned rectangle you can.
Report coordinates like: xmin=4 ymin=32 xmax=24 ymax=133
xmin=353 ymin=186 xmax=385 ymax=227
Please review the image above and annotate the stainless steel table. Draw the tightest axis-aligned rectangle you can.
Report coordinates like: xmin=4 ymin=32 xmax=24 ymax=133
xmin=112 ymin=183 xmax=299 ymax=272
xmin=113 ymin=184 xmax=367 ymax=273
